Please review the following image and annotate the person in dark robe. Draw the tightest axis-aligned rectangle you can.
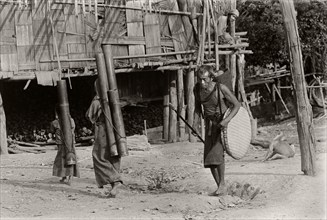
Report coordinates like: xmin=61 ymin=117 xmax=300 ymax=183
xmin=86 ymin=80 xmax=122 ymax=197
xmin=51 ymin=106 xmax=80 ymax=185
xmin=193 ymin=65 xmax=240 ymax=196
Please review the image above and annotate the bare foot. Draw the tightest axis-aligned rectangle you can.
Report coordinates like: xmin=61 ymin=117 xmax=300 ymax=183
xmin=208 ymin=189 xmax=219 ymax=196
xmin=59 ymin=177 xmax=66 ymax=183
xmin=108 ymin=182 xmax=122 ymax=198
xmin=217 ymin=184 xmax=227 ymax=196
xmin=66 ymin=176 xmax=72 ymax=186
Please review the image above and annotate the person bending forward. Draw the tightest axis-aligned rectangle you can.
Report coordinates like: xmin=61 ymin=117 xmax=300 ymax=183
xmin=193 ymin=65 xmax=240 ymax=196
xmin=86 ymin=80 xmax=122 ymax=197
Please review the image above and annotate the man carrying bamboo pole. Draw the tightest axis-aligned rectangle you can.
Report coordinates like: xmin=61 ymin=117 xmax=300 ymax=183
xmin=193 ymin=65 xmax=240 ymax=196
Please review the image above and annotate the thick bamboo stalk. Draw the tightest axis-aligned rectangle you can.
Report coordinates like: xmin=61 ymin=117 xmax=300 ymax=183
xmin=95 ymin=53 xmax=118 ymax=156
xmin=280 ymin=0 xmax=316 ymax=176
xmin=186 ymin=63 xmax=196 ymax=142
xmin=102 ymin=45 xmax=128 ymax=157
xmin=0 ymin=91 xmax=8 ymax=155
xmin=56 ymin=80 xmax=76 ymax=165
xmin=169 ymin=72 xmax=178 ymax=143
xmin=49 ymin=11 xmax=62 ymax=79
xmin=177 ymin=69 xmax=185 ymax=140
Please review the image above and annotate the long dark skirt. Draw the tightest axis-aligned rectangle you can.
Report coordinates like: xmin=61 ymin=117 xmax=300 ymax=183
xmin=53 ymin=144 xmax=80 ymax=177
xmin=92 ymin=122 xmax=122 ymax=187
xmin=203 ymin=119 xmax=225 ymax=168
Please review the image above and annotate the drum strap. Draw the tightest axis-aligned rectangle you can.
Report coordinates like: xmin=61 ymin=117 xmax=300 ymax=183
xmin=216 ymin=83 xmax=223 ymax=117
xmin=216 ymin=83 xmax=227 ymax=151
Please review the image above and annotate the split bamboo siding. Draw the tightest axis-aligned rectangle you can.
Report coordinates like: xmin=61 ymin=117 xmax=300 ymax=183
xmin=0 ymin=0 xmax=198 ymax=74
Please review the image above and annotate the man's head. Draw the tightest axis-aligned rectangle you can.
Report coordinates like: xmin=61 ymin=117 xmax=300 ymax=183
xmin=197 ymin=65 xmax=213 ymax=88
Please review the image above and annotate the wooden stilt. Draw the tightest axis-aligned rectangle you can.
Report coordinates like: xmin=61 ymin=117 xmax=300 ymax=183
xmin=163 ymin=73 xmax=170 ymax=140
xmin=177 ymin=69 xmax=185 ymax=141
xmin=0 ymin=91 xmax=8 ymax=155
xmin=230 ymin=0 xmax=237 ymax=91
xmin=169 ymin=72 xmax=177 ymax=143
xmin=186 ymin=63 xmax=196 ymax=142
xmin=208 ymin=0 xmax=219 ymax=71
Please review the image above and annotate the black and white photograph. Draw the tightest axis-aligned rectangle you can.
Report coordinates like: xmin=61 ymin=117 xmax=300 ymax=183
xmin=0 ymin=0 xmax=326 ymax=219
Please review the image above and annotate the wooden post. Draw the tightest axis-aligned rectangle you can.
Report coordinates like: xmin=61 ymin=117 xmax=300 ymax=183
xmin=0 ymin=91 xmax=8 ymax=155
xmin=186 ymin=63 xmax=196 ymax=142
xmin=225 ymin=55 xmax=230 ymax=72
xmin=208 ymin=0 xmax=219 ymax=71
xmin=163 ymin=73 xmax=170 ymax=140
xmin=177 ymin=69 xmax=185 ymax=141
xmin=169 ymin=71 xmax=177 ymax=142
xmin=230 ymin=0 xmax=237 ymax=92
xmin=271 ymin=82 xmax=277 ymax=117
xmin=280 ymin=0 xmax=316 ymax=176
xmin=102 ymin=45 xmax=128 ymax=157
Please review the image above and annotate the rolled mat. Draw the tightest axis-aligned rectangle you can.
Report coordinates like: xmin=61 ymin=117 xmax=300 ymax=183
xmin=221 ymin=106 xmax=252 ymax=160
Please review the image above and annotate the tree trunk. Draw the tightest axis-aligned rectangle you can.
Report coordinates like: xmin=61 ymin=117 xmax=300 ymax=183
xmin=280 ymin=0 xmax=316 ymax=176
xmin=0 ymin=91 xmax=8 ymax=155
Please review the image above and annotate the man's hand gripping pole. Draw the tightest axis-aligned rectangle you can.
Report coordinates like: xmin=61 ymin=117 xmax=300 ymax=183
xmin=168 ymin=103 xmax=205 ymax=144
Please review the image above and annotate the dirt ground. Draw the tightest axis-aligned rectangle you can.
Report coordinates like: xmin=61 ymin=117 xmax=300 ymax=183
xmin=0 ymin=116 xmax=326 ymax=220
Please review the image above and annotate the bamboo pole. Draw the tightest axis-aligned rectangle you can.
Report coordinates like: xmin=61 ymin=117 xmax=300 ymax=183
xmin=177 ymin=69 xmax=185 ymax=140
xmin=95 ymin=53 xmax=118 ymax=156
xmin=49 ymin=8 xmax=62 ymax=80
xmin=314 ymin=76 xmax=327 ymax=116
xmin=56 ymin=80 xmax=76 ymax=165
xmin=200 ymin=0 xmax=207 ymax=64
xmin=169 ymin=72 xmax=177 ymax=142
xmin=237 ymin=55 xmax=252 ymax=118
xmin=273 ymin=84 xmax=290 ymax=114
xmin=280 ymin=0 xmax=316 ymax=176
xmin=38 ymin=49 xmax=252 ymax=63
xmin=207 ymin=0 xmax=211 ymax=59
xmin=102 ymin=45 xmax=128 ymax=157
xmin=230 ymin=0 xmax=237 ymax=92
xmin=208 ymin=0 xmax=219 ymax=71
xmin=0 ymin=91 xmax=8 ymax=155
xmin=59 ymin=1 xmax=204 ymax=16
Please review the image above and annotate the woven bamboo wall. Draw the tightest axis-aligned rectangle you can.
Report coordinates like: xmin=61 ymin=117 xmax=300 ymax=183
xmin=0 ymin=0 xmax=197 ymax=73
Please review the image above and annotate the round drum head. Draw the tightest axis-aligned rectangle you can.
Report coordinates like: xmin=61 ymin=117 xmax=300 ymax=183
xmin=221 ymin=107 xmax=251 ymax=160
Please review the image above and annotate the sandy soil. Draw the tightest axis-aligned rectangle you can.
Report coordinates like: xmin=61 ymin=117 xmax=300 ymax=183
xmin=0 ymin=116 xmax=326 ymax=220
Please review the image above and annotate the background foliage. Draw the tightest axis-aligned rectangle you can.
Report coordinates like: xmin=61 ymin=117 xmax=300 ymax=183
xmin=236 ymin=0 xmax=327 ymax=74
